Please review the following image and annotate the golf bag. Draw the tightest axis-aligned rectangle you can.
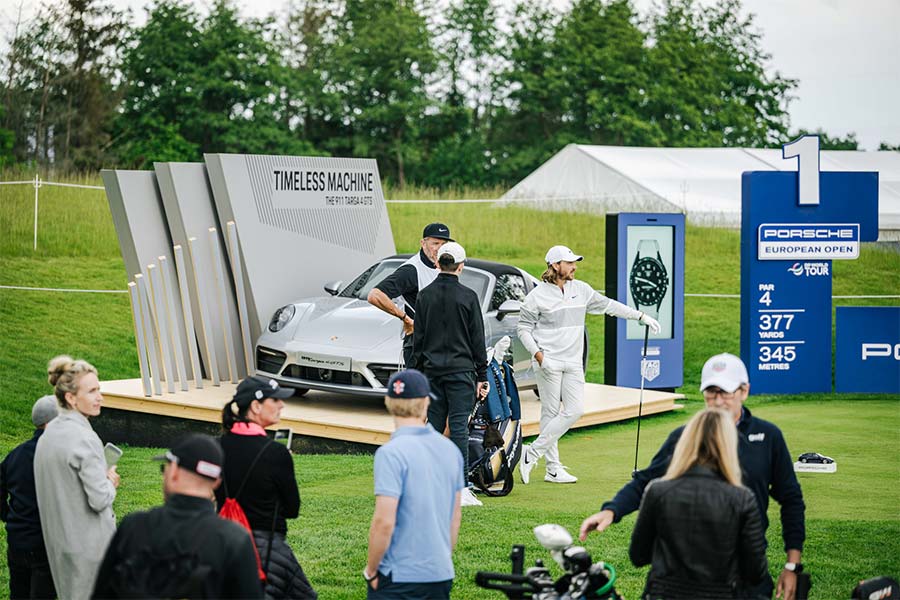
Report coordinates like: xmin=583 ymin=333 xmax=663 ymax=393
xmin=468 ymin=358 xmax=523 ymax=496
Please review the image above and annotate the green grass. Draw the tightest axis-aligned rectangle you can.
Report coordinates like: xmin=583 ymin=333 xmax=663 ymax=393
xmin=1 ymin=176 xmax=899 ymax=598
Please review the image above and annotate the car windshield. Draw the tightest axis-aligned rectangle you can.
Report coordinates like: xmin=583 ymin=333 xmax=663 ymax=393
xmin=339 ymin=258 xmax=490 ymax=305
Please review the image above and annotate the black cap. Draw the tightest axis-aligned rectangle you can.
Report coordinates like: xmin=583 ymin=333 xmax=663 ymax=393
xmin=386 ymin=369 xmax=435 ymax=400
xmin=233 ymin=375 xmax=294 ymax=408
xmin=422 ymin=223 xmax=454 ymax=242
xmin=153 ymin=434 xmax=224 ymax=480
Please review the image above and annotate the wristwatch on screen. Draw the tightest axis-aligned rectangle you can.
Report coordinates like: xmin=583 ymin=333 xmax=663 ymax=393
xmin=629 ymin=239 xmax=669 ymax=320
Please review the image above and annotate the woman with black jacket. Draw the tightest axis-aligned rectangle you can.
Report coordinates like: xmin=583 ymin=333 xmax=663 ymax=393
xmin=629 ymin=408 xmax=768 ymax=599
xmin=216 ymin=376 xmax=317 ymax=599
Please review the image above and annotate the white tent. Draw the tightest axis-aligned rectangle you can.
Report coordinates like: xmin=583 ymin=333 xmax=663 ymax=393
xmin=502 ymin=144 xmax=900 ymax=240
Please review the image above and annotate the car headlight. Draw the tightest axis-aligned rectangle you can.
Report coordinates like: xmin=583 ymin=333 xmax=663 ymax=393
xmin=268 ymin=305 xmax=296 ymax=332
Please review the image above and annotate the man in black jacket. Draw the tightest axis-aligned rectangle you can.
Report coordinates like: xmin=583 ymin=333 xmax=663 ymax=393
xmin=412 ymin=241 xmax=489 ymax=506
xmin=580 ymin=353 xmax=806 ymax=600
xmin=368 ymin=222 xmax=453 ymax=366
xmin=1 ymin=396 xmax=58 ymax=600
xmin=92 ymin=435 xmax=263 ymax=599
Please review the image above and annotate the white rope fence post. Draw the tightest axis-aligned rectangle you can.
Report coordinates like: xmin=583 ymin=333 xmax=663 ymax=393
xmin=33 ymin=175 xmax=42 ymax=251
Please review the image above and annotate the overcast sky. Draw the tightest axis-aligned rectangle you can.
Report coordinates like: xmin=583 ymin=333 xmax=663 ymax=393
xmin=4 ymin=0 xmax=898 ymax=150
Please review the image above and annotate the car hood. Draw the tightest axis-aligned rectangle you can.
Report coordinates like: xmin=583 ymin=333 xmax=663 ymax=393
xmin=287 ymin=296 xmax=402 ymax=351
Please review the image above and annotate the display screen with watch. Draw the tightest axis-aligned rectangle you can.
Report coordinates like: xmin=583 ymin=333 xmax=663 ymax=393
xmin=626 ymin=225 xmax=674 ymax=340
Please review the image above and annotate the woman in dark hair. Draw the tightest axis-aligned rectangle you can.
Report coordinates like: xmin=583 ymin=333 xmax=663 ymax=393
xmin=216 ymin=376 xmax=317 ymax=599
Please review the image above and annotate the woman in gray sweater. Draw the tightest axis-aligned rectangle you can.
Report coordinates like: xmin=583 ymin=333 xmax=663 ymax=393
xmin=34 ymin=356 xmax=119 ymax=600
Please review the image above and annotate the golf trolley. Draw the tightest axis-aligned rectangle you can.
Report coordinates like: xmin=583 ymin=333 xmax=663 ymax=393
xmin=475 ymin=524 xmax=624 ymax=600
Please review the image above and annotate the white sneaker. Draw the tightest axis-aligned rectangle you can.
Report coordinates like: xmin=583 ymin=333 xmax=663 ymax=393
xmin=461 ymin=487 xmax=483 ymax=507
xmin=544 ymin=466 xmax=578 ymax=483
xmin=519 ymin=444 xmax=536 ymax=484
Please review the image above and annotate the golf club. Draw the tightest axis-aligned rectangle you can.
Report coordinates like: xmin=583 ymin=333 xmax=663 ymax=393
xmin=632 ymin=324 xmax=650 ymax=477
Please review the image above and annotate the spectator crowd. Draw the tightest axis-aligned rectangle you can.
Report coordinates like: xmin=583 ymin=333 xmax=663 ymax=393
xmin=1 ymin=224 xmax=808 ymax=600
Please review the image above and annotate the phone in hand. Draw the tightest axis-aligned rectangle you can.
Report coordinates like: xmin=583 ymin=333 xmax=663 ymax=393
xmin=104 ymin=442 xmax=123 ymax=467
xmin=273 ymin=429 xmax=293 ymax=453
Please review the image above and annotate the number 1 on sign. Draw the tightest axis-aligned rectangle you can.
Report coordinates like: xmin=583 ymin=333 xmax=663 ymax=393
xmin=783 ymin=135 xmax=820 ymax=206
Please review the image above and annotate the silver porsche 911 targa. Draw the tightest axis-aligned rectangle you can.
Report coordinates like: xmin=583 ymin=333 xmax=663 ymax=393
xmin=254 ymin=255 xmax=542 ymax=397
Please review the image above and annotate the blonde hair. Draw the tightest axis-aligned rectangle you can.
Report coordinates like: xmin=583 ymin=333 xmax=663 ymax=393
xmin=384 ymin=396 xmax=428 ymax=419
xmin=541 ymin=264 xmax=559 ymax=284
xmin=48 ymin=355 xmax=98 ymax=409
xmin=664 ymin=408 xmax=742 ymax=486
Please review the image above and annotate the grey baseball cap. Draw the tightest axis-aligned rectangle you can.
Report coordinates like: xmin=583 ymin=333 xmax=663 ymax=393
xmin=32 ymin=395 xmax=59 ymax=427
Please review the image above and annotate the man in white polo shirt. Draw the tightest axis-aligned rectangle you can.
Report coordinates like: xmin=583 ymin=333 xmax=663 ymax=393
xmin=517 ymin=245 xmax=660 ymax=484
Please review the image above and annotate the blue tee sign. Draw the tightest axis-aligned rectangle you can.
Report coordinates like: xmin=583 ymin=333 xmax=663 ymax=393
xmin=835 ymin=307 xmax=900 ymax=393
xmin=740 ymin=136 xmax=878 ymax=394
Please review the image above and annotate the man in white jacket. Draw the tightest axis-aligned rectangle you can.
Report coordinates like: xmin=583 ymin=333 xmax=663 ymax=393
xmin=517 ymin=245 xmax=660 ymax=484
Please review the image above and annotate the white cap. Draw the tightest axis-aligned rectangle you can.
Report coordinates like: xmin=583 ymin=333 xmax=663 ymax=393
xmin=700 ymin=353 xmax=749 ymax=393
xmin=545 ymin=245 xmax=583 ymax=264
xmin=438 ymin=241 xmax=466 ymax=264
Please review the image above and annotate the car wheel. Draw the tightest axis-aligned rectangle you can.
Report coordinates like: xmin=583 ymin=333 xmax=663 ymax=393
xmin=800 ymin=457 xmax=807 ymax=463
xmin=293 ymin=387 xmax=309 ymax=397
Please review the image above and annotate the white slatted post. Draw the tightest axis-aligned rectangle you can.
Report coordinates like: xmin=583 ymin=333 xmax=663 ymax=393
xmin=127 ymin=282 xmax=152 ymax=397
xmin=188 ymin=236 xmax=220 ymax=386
xmin=174 ymin=245 xmax=203 ymax=389
xmin=226 ymin=221 xmax=255 ymax=376
xmin=148 ymin=264 xmax=176 ymax=394
xmin=134 ymin=274 xmax=163 ymax=395
xmin=208 ymin=227 xmax=239 ymax=383
xmin=159 ymin=256 xmax=189 ymax=391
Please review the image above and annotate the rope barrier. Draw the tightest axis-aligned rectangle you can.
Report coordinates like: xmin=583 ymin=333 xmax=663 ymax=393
xmin=0 ymin=285 xmax=128 ymax=294
xmin=40 ymin=181 xmax=105 ymax=190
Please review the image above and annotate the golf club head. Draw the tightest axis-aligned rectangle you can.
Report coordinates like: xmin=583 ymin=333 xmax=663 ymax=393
xmin=562 ymin=546 xmax=592 ymax=574
xmin=533 ymin=524 xmax=573 ymax=551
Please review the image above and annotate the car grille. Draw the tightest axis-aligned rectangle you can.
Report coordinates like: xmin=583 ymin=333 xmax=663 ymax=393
xmin=256 ymin=347 xmax=286 ymax=374
xmin=283 ymin=364 xmax=371 ymax=388
xmin=368 ymin=364 xmax=401 ymax=386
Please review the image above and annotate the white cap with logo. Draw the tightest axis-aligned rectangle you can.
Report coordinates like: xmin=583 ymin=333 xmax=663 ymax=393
xmin=438 ymin=241 xmax=466 ymax=264
xmin=700 ymin=353 xmax=749 ymax=393
xmin=545 ymin=245 xmax=583 ymax=264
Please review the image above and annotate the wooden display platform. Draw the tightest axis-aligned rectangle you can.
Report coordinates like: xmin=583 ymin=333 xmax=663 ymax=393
xmin=99 ymin=378 xmax=683 ymax=448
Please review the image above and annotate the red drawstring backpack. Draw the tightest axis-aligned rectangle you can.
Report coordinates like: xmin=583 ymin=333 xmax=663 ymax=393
xmin=219 ymin=440 xmax=273 ymax=581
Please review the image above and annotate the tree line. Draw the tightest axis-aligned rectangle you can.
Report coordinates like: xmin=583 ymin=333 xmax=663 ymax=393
xmin=0 ymin=0 xmax=886 ymax=187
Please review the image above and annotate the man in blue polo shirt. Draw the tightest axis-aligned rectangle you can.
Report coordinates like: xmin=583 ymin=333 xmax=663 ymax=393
xmin=364 ymin=369 xmax=464 ymax=599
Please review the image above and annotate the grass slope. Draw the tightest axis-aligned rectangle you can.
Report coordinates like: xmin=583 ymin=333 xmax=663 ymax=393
xmin=1 ymin=178 xmax=898 ymax=598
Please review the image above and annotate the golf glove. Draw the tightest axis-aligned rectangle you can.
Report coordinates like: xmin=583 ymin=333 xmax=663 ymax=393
xmin=639 ymin=313 xmax=661 ymax=334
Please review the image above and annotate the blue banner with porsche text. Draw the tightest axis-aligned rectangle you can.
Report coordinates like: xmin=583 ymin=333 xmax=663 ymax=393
xmin=835 ymin=307 xmax=900 ymax=394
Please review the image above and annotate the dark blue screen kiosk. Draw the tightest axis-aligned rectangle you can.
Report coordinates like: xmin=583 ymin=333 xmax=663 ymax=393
xmin=605 ymin=213 xmax=685 ymax=390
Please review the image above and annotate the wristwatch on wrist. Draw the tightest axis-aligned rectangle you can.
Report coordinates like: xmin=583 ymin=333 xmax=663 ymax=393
xmin=363 ymin=568 xmax=377 ymax=582
xmin=784 ymin=562 xmax=803 ymax=574
xmin=630 ymin=239 xmax=668 ymax=320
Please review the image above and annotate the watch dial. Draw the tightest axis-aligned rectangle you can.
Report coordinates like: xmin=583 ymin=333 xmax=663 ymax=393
xmin=630 ymin=257 xmax=669 ymax=306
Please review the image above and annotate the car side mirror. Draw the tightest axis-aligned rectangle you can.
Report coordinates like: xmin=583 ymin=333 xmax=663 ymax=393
xmin=496 ymin=299 xmax=521 ymax=321
xmin=323 ymin=280 xmax=343 ymax=296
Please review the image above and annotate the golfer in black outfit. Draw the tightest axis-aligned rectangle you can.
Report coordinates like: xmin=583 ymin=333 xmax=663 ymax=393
xmin=411 ymin=242 xmax=489 ymax=494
